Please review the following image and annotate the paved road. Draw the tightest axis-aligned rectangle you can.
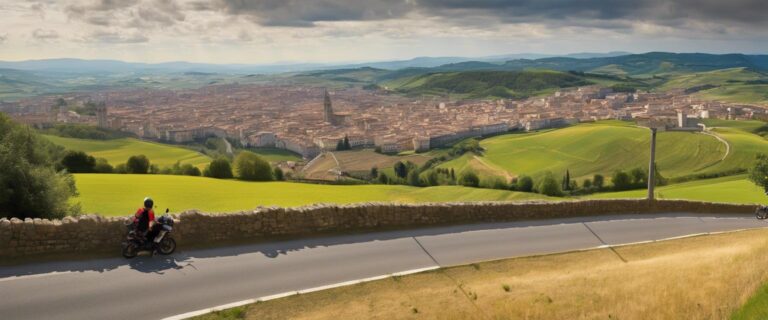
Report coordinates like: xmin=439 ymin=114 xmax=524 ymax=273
xmin=0 ymin=213 xmax=765 ymax=320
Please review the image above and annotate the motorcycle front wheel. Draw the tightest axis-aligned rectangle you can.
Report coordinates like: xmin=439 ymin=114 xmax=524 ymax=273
xmin=122 ymin=243 xmax=138 ymax=259
xmin=158 ymin=237 xmax=176 ymax=255
xmin=757 ymin=208 xmax=768 ymax=220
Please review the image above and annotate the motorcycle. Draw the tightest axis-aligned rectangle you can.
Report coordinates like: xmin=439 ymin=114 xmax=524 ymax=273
xmin=757 ymin=205 xmax=768 ymax=220
xmin=122 ymin=208 xmax=177 ymax=258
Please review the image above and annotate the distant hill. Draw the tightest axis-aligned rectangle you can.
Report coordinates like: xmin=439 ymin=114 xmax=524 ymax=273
xmin=386 ymin=70 xmax=592 ymax=99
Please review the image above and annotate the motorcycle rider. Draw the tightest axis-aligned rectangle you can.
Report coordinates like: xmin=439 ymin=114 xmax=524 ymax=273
xmin=133 ymin=197 xmax=157 ymax=243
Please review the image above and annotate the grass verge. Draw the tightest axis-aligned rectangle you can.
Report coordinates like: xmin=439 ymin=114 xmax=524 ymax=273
xmin=193 ymin=228 xmax=768 ymax=320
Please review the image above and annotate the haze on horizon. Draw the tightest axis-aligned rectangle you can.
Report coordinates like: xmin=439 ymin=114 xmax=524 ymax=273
xmin=0 ymin=0 xmax=766 ymax=65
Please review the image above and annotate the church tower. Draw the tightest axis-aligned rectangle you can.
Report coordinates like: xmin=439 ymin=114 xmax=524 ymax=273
xmin=323 ymin=89 xmax=335 ymax=124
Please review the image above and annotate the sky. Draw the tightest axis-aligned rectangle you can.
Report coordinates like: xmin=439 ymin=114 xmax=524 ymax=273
xmin=0 ymin=0 xmax=766 ymax=64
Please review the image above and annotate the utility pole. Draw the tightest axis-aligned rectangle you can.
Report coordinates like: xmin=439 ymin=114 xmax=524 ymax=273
xmin=647 ymin=128 xmax=657 ymax=201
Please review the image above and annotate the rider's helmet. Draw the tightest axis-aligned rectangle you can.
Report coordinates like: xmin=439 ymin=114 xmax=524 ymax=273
xmin=143 ymin=197 xmax=154 ymax=209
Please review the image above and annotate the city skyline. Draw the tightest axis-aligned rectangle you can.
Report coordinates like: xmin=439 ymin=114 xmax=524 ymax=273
xmin=1 ymin=0 xmax=767 ymax=64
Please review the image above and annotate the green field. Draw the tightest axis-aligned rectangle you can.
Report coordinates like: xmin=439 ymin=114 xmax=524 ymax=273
xmin=44 ymin=135 xmax=211 ymax=168
xmin=585 ymin=175 xmax=764 ymax=204
xmin=439 ymin=121 xmax=731 ymax=182
xmin=733 ymin=282 xmax=768 ymax=320
xmin=246 ymin=148 xmax=302 ymax=162
xmin=72 ymin=174 xmax=551 ymax=216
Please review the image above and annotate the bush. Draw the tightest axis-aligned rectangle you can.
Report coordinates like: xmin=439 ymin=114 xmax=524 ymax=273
xmin=234 ymin=151 xmax=273 ymax=181
xmin=180 ymin=164 xmax=201 ymax=176
xmin=0 ymin=113 xmax=78 ymax=219
xmin=204 ymin=157 xmax=233 ymax=179
xmin=93 ymin=158 xmax=113 ymax=173
xmin=749 ymin=154 xmax=768 ymax=191
xmin=126 ymin=155 xmax=150 ymax=174
xmin=60 ymin=150 xmax=96 ymax=173
xmin=114 ymin=163 xmax=128 ymax=174
xmin=459 ymin=170 xmax=480 ymax=187
xmin=583 ymin=179 xmax=593 ymax=189
xmin=516 ymin=175 xmax=534 ymax=192
xmin=407 ymin=170 xmax=421 ymax=187
xmin=612 ymin=170 xmax=633 ymax=191
xmin=593 ymin=174 xmax=604 ymax=189
xmin=274 ymin=167 xmax=284 ymax=181
xmin=378 ymin=173 xmax=390 ymax=184
xmin=538 ymin=172 xmax=563 ymax=196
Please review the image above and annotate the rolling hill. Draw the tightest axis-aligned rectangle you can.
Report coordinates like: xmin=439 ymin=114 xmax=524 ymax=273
xmin=44 ymin=135 xmax=211 ymax=168
xmin=437 ymin=121 xmax=733 ymax=183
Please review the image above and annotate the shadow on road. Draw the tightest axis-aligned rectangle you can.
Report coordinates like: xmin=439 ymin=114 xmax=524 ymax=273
xmin=0 ymin=212 xmax=754 ymax=278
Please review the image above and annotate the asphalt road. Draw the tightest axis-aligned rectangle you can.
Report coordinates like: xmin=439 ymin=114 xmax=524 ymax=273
xmin=0 ymin=213 xmax=765 ymax=320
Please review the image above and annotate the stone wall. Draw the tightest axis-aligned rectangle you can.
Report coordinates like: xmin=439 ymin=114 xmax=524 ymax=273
xmin=0 ymin=200 xmax=757 ymax=260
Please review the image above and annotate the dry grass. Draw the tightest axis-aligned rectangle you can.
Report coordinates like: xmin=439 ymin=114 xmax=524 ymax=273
xmin=195 ymin=229 xmax=768 ymax=320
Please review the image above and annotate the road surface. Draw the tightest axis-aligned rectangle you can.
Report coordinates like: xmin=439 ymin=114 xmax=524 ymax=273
xmin=0 ymin=213 xmax=765 ymax=320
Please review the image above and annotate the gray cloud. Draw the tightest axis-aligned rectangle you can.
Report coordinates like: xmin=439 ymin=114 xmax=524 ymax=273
xmin=32 ymin=28 xmax=59 ymax=40
xmin=66 ymin=0 xmax=184 ymax=28
xmin=215 ymin=0 xmax=415 ymax=27
xmin=210 ymin=0 xmax=768 ymax=31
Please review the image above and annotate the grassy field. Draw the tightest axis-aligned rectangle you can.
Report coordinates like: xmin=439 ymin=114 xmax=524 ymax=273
xmin=697 ymin=84 xmax=768 ymax=105
xmin=303 ymin=149 xmax=440 ymax=180
xmin=659 ymin=67 xmax=766 ymax=90
xmin=585 ymin=175 xmax=764 ymax=204
xmin=194 ymin=229 xmax=768 ymax=320
xmin=71 ymin=174 xmax=550 ymax=216
xmin=246 ymin=148 xmax=302 ymax=163
xmin=439 ymin=121 xmax=729 ymax=182
xmin=44 ymin=135 xmax=211 ymax=168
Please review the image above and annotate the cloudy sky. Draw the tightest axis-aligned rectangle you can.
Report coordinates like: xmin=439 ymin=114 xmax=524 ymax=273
xmin=0 ymin=0 xmax=766 ymax=64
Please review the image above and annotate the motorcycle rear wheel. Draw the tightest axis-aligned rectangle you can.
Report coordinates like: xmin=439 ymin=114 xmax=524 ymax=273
xmin=756 ymin=207 xmax=768 ymax=220
xmin=122 ymin=243 xmax=138 ymax=259
xmin=158 ymin=237 xmax=176 ymax=255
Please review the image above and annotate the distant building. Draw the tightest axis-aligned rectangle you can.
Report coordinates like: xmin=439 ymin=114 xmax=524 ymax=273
xmin=323 ymin=90 xmax=347 ymax=126
xmin=95 ymin=106 xmax=108 ymax=129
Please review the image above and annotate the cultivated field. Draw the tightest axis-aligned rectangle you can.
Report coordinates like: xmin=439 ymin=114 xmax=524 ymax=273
xmin=44 ymin=135 xmax=211 ymax=168
xmin=71 ymin=174 xmax=550 ymax=216
xmin=194 ymin=228 xmax=768 ymax=320
xmin=303 ymin=149 xmax=439 ymax=180
xmin=585 ymin=174 xmax=764 ymax=204
xmin=440 ymin=121 xmax=729 ymax=182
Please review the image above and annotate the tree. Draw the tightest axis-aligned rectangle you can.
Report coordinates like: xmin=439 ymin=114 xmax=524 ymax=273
xmin=593 ymin=174 xmax=605 ymax=189
xmin=630 ymin=167 xmax=647 ymax=187
xmin=0 ymin=113 xmax=78 ymax=219
xmin=562 ymin=169 xmax=571 ymax=191
xmin=426 ymin=170 xmax=439 ymax=186
xmin=459 ymin=170 xmax=480 ymax=187
xmin=205 ymin=157 xmax=234 ymax=179
xmin=516 ymin=175 xmax=534 ymax=192
xmin=274 ymin=167 xmax=284 ymax=181
xmin=612 ymin=170 xmax=632 ymax=191
xmin=450 ymin=168 xmax=456 ymax=181
xmin=394 ymin=161 xmax=408 ymax=178
xmin=343 ymin=135 xmax=351 ymax=150
xmin=749 ymin=154 xmax=768 ymax=191
xmin=60 ymin=150 xmax=96 ymax=173
xmin=180 ymin=164 xmax=201 ymax=176
xmin=583 ymin=179 xmax=593 ymax=189
xmin=234 ymin=151 xmax=273 ymax=181
xmin=336 ymin=139 xmax=345 ymax=151
xmin=538 ymin=172 xmax=563 ymax=196
xmin=114 ymin=163 xmax=128 ymax=174
xmin=93 ymin=158 xmax=113 ymax=173
xmin=378 ymin=173 xmax=389 ymax=184
xmin=370 ymin=166 xmax=378 ymax=179
xmin=407 ymin=170 xmax=421 ymax=187
xmin=126 ymin=155 xmax=150 ymax=174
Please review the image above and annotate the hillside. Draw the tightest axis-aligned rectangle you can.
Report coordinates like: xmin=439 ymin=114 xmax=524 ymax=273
xmin=71 ymin=174 xmax=551 ymax=215
xmin=585 ymin=174 xmax=762 ymax=204
xmin=437 ymin=121 xmax=731 ymax=182
xmin=44 ymin=135 xmax=211 ymax=168
xmin=385 ymin=70 xmax=592 ymax=99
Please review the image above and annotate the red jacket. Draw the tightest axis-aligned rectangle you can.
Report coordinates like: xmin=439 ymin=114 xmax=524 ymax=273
xmin=133 ymin=208 xmax=155 ymax=230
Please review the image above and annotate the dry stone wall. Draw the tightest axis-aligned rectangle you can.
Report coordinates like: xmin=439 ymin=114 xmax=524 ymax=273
xmin=0 ymin=200 xmax=757 ymax=260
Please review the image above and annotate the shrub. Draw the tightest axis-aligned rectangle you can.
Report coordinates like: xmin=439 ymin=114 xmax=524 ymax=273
xmin=60 ymin=150 xmax=96 ymax=173
xmin=114 ymin=163 xmax=128 ymax=174
xmin=612 ymin=170 xmax=632 ymax=191
xmin=749 ymin=154 xmax=768 ymax=191
xmin=516 ymin=175 xmax=534 ymax=192
xmin=459 ymin=170 xmax=480 ymax=187
xmin=180 ymin=164 xmax=201 ymax=176
xmin=234 ymin=151 xmax=273 ymax=181
xmin=93 ymin=158 xmax=113 ymax=173
xmin=407 ymin=170 xmax=421 ymax=187
xmin=593 ymin=174 xmax=605 ymax=189
xmin=538 ymin=172 xmax=563 ymax=196
xmin=126 ymin=155 xmax=150 ymax=174
xmin=274 ymin=167 xmax=284 ymax=181
xmin=204 ymin=157 xmax=234 ymax=179
xmin=583 ymin=179 xmax=593 ymax=189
